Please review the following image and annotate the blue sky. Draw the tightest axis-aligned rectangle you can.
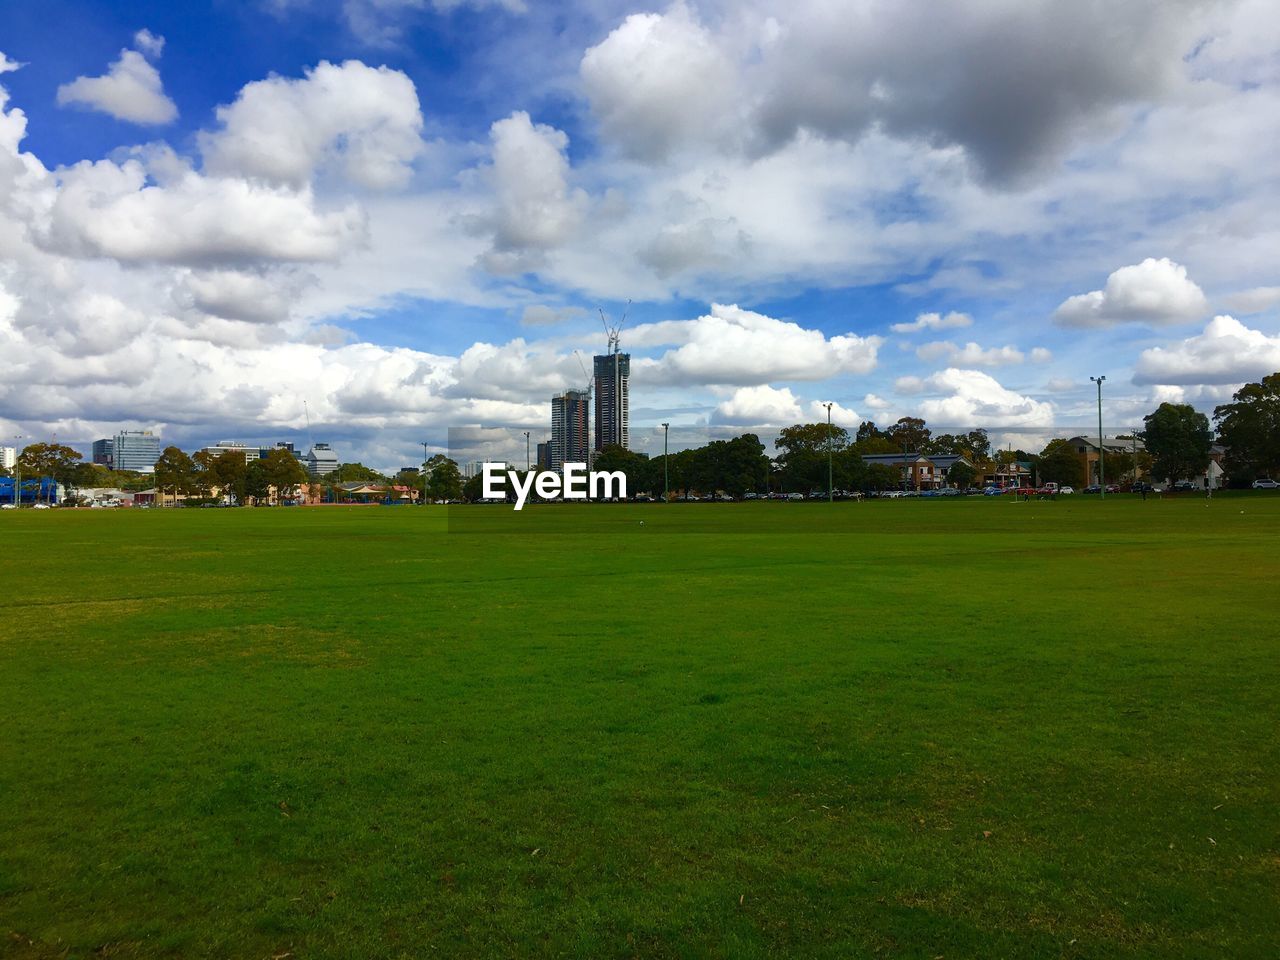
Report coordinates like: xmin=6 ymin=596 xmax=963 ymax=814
xmin=1 ymin=0 xmax=1278 ymax=470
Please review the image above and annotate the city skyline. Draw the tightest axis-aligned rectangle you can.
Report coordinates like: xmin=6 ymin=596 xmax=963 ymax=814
xmin=1 ymin=1 xmax=1277 ymax=472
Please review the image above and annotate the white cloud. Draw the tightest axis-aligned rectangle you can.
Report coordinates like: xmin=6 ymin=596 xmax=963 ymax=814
xmin=890 ymin=311 xmax=973 ymax=334
xmin=341 ymin=0 xmax=527 ymax=47
xmin=133 ymin=29 xmax=165 ymax=58
xmin=915 ymin=340 xmax=1031 ymax=367
xmin=631 ymin=303 xmax=882 ymax=386
xmin=894 ymin=376 xmax=926 ymax=395
xmin=0 ymin=53 xmax=22 ymax=74
xmin=200 ymin=60 xmax=423 ymax=189
xmin=43 ymin=159 xmax=366 ymax=265
xmin=1133 ymin=315 xmax=1280 ymax=385
xmin=1222 ymin=285 xmax=1280 ymax=315
xmin=711 ymin=384 xmax=858 ymax=427
xmin=863 ymin=393 xmax=891 ymax=410
xmin=917 ymin=368 xmax=1055 ymax=428
xmin=56 ymin=47 xmax=177 ymax=125
xmin=1053 ymin=257 xmax=1208 ymax=328
xmin=479 ymin=111 xmax=586 ymax=274
xmin=580 ymin=4 xmax=738 ymax=162
xmin=1045 ymin=377 xmax=1077 ymax=393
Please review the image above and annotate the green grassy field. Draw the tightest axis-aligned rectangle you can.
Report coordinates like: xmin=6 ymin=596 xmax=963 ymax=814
xmin=1 ymin=496 xmax=1278 ymax=958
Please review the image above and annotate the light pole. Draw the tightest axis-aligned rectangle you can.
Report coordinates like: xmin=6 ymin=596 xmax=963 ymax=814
xmin=524 ymin=431 xmax=530 ymax=472
xmin=661 ymin=423 xmax=669 ymax=502
xmin=420 ymin=441 xmax=430 ymax=504
xmin=824 ymin=402 xmax=834 ymax=502
xmin=1091 ymin=375 xmax=1106 ymax=499
xmin=11 ymin=435 xmax=22 ymax=507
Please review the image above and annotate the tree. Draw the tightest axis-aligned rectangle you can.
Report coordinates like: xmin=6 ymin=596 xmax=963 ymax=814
xmin=885 ymin=417 xmax=931 ymax=454
xmin=947 ymin=461 xmax=977 ymax=489
xmin=1214 ymin=372 xmax=1280 ymax=483
xmin=324 ymin=462 xmax=386 ymax=484
xmin=154 ymin=446 xmax=198 ymax=504
xmin=244 ymin=460 xmax=271 ymax=504
xmin=866 ymin=463 xmax=900 ymax=491
xmin=211 ymin=450 xmax=248 ymax=505
xmin=1037 ymin=439 xmax=1084 ymax=488
xmin=17 ymin=443 xmax=83 ymax=490
xmin=1142 ymin=403 xmax=1212 ymax=484
xmin=260 ymin=448 xmax=308 ymax=503
xmin=776 ymin=422 xmax=850 ymax=492
xmin=856 ymin=421 xmax=884 ymax=443
xmin=423 ymin=455 xmax=463 ymax=502
xmin=593 ymin=444 xmax=651 ymax=495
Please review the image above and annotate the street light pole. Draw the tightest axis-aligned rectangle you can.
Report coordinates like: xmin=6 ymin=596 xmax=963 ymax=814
xmin=11 ymin=436 xmax=22 ymax=507
xmin=420 ymin=441 xmax=430 ymax=504
xmin=524 ymin=431 xmax=530 ymax=472
xmin=661 ymin=423 xmax=669 ymax=502
xmin=1091 ymin=375 xmax=1106 ymax=499
xmin=824 ymin=402 xmax=834 ymax=502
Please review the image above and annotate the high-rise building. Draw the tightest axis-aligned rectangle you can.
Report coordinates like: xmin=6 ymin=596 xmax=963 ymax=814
xmin=551 ymin=390 xmax=588 ymax=469
xmin=594 ymin=351 xmax=630 ymax=451
xmin=91 ymin=439 xmax=114 ymax=468
xmin=536 ymin=441 xmax=552 ymax=471
xmin=0 ymin=446 xmax=15 ymax=471
xmin=114 ymin=430 xmax=161 ymax=473
xmin=304 ymin=443 xmax=339 ymax=479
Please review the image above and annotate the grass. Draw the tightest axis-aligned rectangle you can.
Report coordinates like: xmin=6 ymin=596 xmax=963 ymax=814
xmin=1 ymin=495 xmax=1278 ymax=958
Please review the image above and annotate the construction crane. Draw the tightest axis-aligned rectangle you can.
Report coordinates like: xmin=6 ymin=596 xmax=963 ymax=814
xmin=599 ymin=300 xmax=630 ymax=355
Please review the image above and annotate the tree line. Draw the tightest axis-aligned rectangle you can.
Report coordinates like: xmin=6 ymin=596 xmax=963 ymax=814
xmin=4 ymin=372 xmax=1278 ymax=502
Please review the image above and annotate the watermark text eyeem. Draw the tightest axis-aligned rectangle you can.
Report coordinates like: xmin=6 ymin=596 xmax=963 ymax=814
xmin=482 ymin=462 xmax=627 ymax=510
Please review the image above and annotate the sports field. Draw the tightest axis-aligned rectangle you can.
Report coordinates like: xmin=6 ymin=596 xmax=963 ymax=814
xmin=2 ymin=496 xmax=1278 ymax=958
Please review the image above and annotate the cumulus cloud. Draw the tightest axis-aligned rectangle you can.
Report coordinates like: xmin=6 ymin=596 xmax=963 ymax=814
xmin=1 ymin=53 xmax=22 ymax=75
xmin=42 ymin=159 xmax=366 ymax=265
xmin=56 ymin=40 xmax=178 ymax=125
xmin=891 ymin=311 xmax=973 ymax=334
xmin=133 ymin=29 xmax=165 ymax=58
xmin=1053 ymin=257 xmax=1209 ymax=327
xmin=631 ymin=303 xmax=882 ymax=386
xmin=479 ymin=111 xmax=586 ymax=274
xmin=1133 ymin=315 xmax=1280 ymax=385
xmin=580 ymin=4 xmax=738 ymax=162
xmin=915 ymin=340 xmax=1039 ymax=367
xmin=199 ymin=60 xmax=423 ymax=189
xmin=712 ymin=384 xmax=857 ymax=427
xmin=917 ymin=369 xmax=1055 ymax=428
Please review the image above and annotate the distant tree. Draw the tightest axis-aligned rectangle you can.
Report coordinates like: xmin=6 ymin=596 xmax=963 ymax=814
xmin=424 ymin=455 xmax=463 ymax=502
xmin=244 ymin=460 xmax=271 ymax=504
xmin=211 ymin=450 xmax=248 ymax=505
xmin=1037 ymin=439 xmax=1084 ymax=488
xmin=325 ymin=462 xmax=385 ymax=484
xmin=776 ymin=422 xmax=849 ymax=492
xmin=885 ymin=417 xmax=931 ymax=454
xmin=866 ymin=463 xmax=900 ymax=491
xmin=593 ymin=444 xmax=651 ymax=494
xmin=947 ymin=461 xmax=977 ymax=489
xmin=855 ymin=421 xmax=884 ymax=443
xmin=154 ymin=446 xmax=198 ymax=504
xmin=260 ymin=448 xmax=308 ymax=503
xmin=18 ymin=443 xmax=83 ymax=489
xmin=1214 ymin=372 xmax=1280 ymax=483
xmin=1142 ymin=403 xmax=1212 ymax=484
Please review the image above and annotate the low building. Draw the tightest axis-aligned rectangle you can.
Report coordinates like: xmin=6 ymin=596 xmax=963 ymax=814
xmin=1067 ymin=435 xmax=1146 ymax=485
xmin=862 ymin=453 xmax=940 ymax=490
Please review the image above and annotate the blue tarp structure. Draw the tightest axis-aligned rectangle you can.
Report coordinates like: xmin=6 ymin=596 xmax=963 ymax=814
xmin=0 ymin=476 xmax=58 ymax=505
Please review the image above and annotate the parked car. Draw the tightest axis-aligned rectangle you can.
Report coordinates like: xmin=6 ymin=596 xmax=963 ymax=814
xmin=1 ymin=503 xmax=15 ymax=510
xmin=1058 ymin=486 xmax=1075 ymax=494
xmin=1130 ymin=481 xmax=1153 ymax=493
xmin=32 ymin=503 xmax=51 ymax=509
xmin=1171 ymin=480 xmax=1196 ymax=492
xmin=1083 ymin=485 xmax=1101 ymax=494
xmin=786 ymin=492 xmax=804 ymax=501
xmin=1253 ymin=478 xmax=1279 ymax=489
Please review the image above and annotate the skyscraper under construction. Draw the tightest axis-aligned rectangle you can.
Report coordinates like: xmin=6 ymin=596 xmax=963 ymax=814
xmin=551 ymin=389 xmax=589 ymax=469
xmin=593 ymin=350 xmax=630 ymax=451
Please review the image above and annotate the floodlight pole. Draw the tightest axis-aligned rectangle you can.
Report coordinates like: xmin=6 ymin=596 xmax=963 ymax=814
xmin=421 ymin=441 xmax=430 ymax=504
xmin=1091 ymin=375 xmax=1106 ymax=499
xmin=11 ymin=436 xmax=22 ymax=507
xmin=824 ymin=402 xmax=834 ymax=502
xmin=661 ymin=423 xmax=669 ymax=502
xmin=524 ymin=431 xmax=530 ymax=472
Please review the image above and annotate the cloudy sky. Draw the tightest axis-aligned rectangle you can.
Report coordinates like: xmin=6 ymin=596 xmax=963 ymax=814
xmin=2 ymin=0 xmax=1278 ymax=469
